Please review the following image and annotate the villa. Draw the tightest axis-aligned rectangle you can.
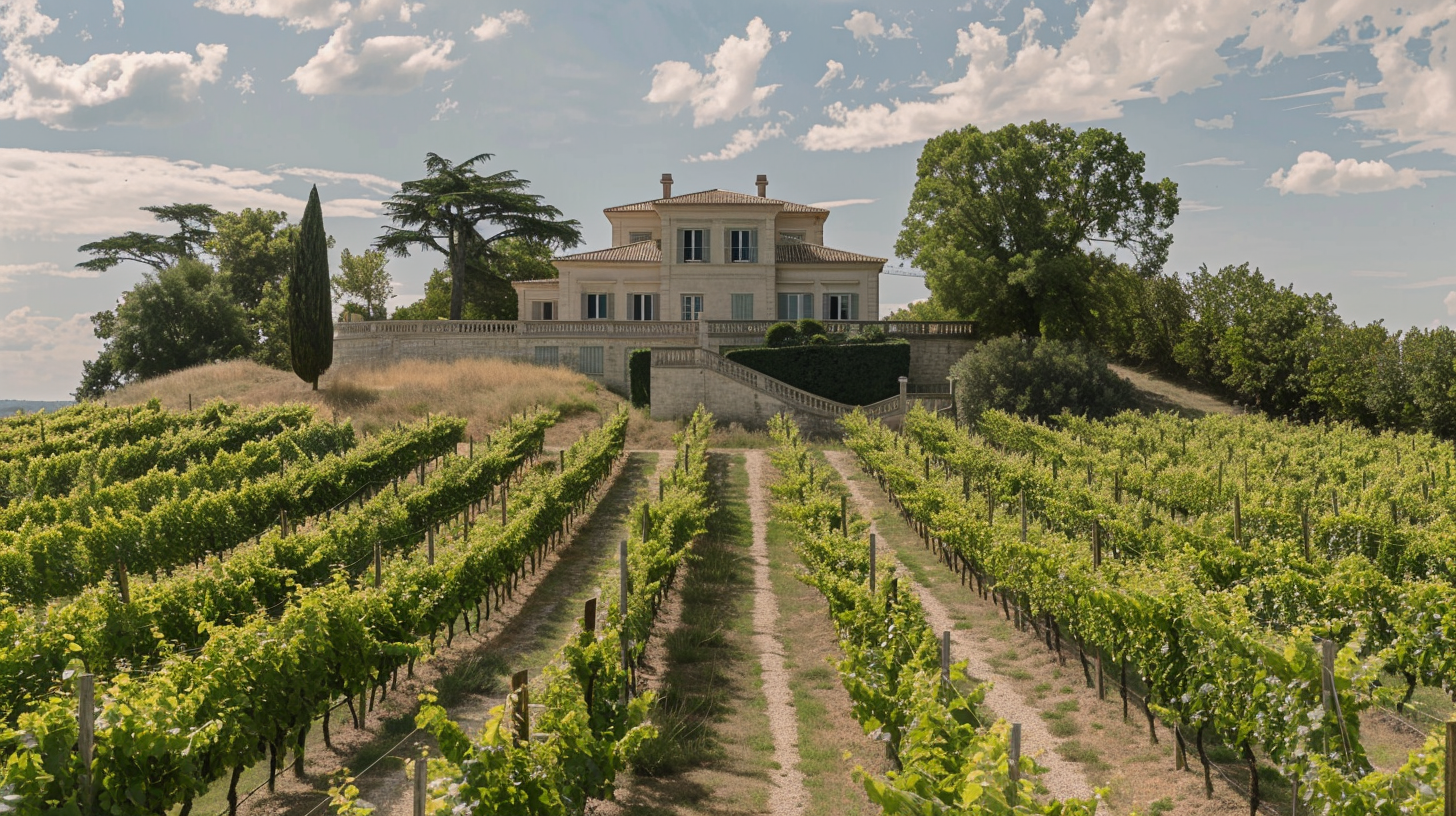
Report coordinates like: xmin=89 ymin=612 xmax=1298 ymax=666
xmin=512 ymin=173 xmax=885 ymax=324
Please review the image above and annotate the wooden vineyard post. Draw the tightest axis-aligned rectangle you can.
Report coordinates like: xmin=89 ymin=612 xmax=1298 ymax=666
xmin=501 ymin=484 xmax=508 ymax=525
xmin=468 ymin=435 xmax=474 ymax=459
xmin=841 ymin=495 xmax=848 ymax=536
xmin=79 ymin=673 xmax=95 ymax=815
xmin=511 ymin=670 xmax=529 ymax=745
xmin=1008 ymin=723 xmax=1022 ymax=805
xmin=1443 ymin=720 xmax=1454 ymax=816
xmin=889 ymin=577 xmax=898 ymax=607
xmin=1233 ymin=493 xmax=1242 ymax=546
xmin=1217 ymin=461 xmax=1224 ymax=495
xmin=1175 ymin=725 xmax=1187 ymax=770
xmin=1087 ymin=463 xmax=1093 ymax=488
xmin=1320 ymin=639 xmax=1336 ymax=714
xmin=986 ymin=487 xmax=995 ymax=524
xmin=1092 ymin=518 xmax=1102 ymax=568
xmin=868 ymin=534 xmax=877 ymax=596
xmin=1114 ymin=471 xmax=1122 ymax=504
xmin=559 ymin=449 xmax=565 ymax=471
xmin=940 ymin=630 xmax=951 ymax=689
xmin=659 ymin=480 xmax=664 ymax=502
xmin=116 ymin=560 xmax=130 ymax=604
xmin=373 ymin=542 xmax=382 ymax=588
xmin=1302 ymin=507 xmax=1312 ymax=560
xmin=641 ymin=503 xmax=651 ymax=541
xmin=413 ymin=754 xmax=428 ymax=816
xmin=1332 ymin=490 xmax=1340 ymax=515
xmin=962 ymin=473 xmax=970 ymax=501
xmin=619 ymin=540 xmax=630 ymax=700
xmin=584 ymin=597 xmax=597 ymax=634
xmin=1019 ymin=490 xmax=1027 ymax=542
xmin=1095 ymin=651 xmax=1105 ymax=700
xmin=427 ymin=528 xmax=435 ymax=566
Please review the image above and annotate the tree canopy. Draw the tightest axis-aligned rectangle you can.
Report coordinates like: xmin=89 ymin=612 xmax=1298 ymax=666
xmin=77 ymin=203 xmax=221 ymax=272
xmin=376 ymin=152 xmax=582 ymax=320
xmin=207 ymin=208 xmax=296 ymax=310
xmin=392 ymin=238 xmax=558 ymax=321
xmin=896 ymin=121 xmax=1178 ymax=341
xmin=333 ymin=248 xmax=393 ymax=320
xmin=289 ymin=186 xmax=332 ymax=389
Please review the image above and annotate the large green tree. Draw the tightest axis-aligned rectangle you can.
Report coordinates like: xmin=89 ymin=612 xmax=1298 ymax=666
xmin=376 ymin=152 xmax=582 ymax=320
xmin=77 ymin=203 xmax=220 ymax=272
xmin=75 ymin=259 xmax=251 ymax=398
xmin=393 ymin=237 xmax=558 ymax=320
xmin=332 ymin=248 xmax=393 ymax=319
xmin=896 ymin=121 xmax=1179 ymax=341
xmin=207 ymin=208 xmax=296 ymax=310
xmin=288 ymin=186 xmax=332 ymax=389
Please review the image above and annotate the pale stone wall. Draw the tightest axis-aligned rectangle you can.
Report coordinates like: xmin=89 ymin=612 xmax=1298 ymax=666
xmin=908 ymin=338 xmax=978 ymax=385
xmin=650 ymin=364 xmax=843 ymax=435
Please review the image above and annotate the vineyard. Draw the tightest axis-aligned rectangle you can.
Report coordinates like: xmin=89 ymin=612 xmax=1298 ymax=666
xmin=0 ymin=398 xmax=1450 ymax=815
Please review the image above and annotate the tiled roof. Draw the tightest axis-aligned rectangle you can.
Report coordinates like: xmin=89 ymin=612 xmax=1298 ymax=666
xmin=605 ymin=189 xmax=829 ymax=213
xmin=774 ymin=243 xmax=886 ymax=264
xmin=555 ymin=240 xmax=662 ymax=263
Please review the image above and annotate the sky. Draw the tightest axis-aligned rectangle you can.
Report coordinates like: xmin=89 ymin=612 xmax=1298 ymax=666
xmin=1 ymin=1 xmax=1455 ymax=399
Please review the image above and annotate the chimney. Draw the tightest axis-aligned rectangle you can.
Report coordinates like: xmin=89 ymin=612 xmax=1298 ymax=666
xmin=756 ymin=174 xmax=768 ymax=197
xmin=660 ymin=173 xmax=673 ymax=199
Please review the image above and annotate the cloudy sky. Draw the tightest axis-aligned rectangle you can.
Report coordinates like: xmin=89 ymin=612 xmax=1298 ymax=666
xmin=2 ymin=0 xmax=1454 ymax=399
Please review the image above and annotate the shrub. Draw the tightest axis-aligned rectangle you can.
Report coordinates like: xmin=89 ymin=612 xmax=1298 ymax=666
xmin=952 ymin=336 xmax=1137 ymax=423
xmin=764 ymin=322 xmax=800 ymax=347
xmin=808 ymin=334 xmax=830 ymax=345
xmin=725 ymin=340 xmax=909 ymax=405
xmin=796 ymin=318 xmax=827 ymax=338
xmin=860 ymin=324 xmax=887 ymax=343
xmin=628 ymin=348 xmax=651 ymax=407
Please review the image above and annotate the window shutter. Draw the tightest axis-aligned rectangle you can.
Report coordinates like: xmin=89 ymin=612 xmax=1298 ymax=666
xmin=803 ymin=294 xmax=814 ymax=319
xmin=607 ymin=293 xmax=616 ymax=320
xmin=650 ymin=294 xmax=659 ymax=321
xmin=702 ymin=229 xmax=710 ymax=263
xmin=531 ymin=301 xmax=542 ymax=320
xmin=581 ymin=293 xmax=589 ymax=320
xmin=777 ymin=293 xmax=789 ymax=320
xmin=749 ymin=229 xmax=758 ymax=262
xmin=850 ymin=293 xmax=860 ymax=320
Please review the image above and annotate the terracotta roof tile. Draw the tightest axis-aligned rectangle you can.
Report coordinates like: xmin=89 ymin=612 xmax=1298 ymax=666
xmin=605 ymin=189 xmax=828 ymax=213
xmin=774 ymin=243 xmax=886 ymax=264
xmin=555 ymin=240 xmax=662 ymax=263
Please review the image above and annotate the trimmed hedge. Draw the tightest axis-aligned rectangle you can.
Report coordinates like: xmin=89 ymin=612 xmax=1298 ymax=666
xmin=629 ymin=348 xmax=651 ymax=407
xmin=724 ymin=340 xmax=909 ymax=405
xmin=951 ymin=336 xmax=1137 ymax=423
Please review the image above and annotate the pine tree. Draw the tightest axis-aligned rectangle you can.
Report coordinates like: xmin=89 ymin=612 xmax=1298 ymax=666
xmin=289 ymin=185 xmax=333 ymax=389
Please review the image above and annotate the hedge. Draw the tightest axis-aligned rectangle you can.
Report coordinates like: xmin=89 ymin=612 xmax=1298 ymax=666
xmin=629 ymin=348 xmax=651 ymax=407
xmin=724 ymin=340 xmax=909 ymax=405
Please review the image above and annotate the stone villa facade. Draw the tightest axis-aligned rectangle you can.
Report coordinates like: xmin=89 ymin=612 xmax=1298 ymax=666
xmin=511 ymin=174 xmax=885 ymax=324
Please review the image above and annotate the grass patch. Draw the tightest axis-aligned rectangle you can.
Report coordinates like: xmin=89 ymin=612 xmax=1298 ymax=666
xmin=1056 ymin=740 xmax=1106 ymax=768
xmin=433 ymin=653 xmax=508 ymax=708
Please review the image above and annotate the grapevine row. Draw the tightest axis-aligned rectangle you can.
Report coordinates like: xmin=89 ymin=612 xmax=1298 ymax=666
xmin=0 ymin=400 xmax=236 ymax=463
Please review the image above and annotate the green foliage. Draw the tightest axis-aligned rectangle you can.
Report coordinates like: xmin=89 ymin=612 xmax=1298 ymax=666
xmin=288 ymin=186 xmax=333 ymax=388
xmin=207 ymin=208 xmax=296 ymax=311
xmin=725 ymin=341 xmax=909 ymax=405
xmin=951 ymin=336 xmax=1137 ymax=422
xmin=77 ymin=258 xmax=252 ymax=398
xmin=250 ymin=277 xmax=291 ymax=369
xmin=628 ymin=348 xmax=651 ymax=407
xmin=886 ymin=296 xmax=962 ymax=322
xmin=764 ymin=321 xmax=800 ymax=347
xmin=76 ymin=203 xmax=220 ymax=273
xmin=376 ymin=152 xmax=581 ymax=320
xmin=898 ymin=120 xmax=1178 ymax=342
xmin=392 ymin=239 xmax=560 ymax=321
xmin=796 ymin=318 xmax=826 ymax=337
xmin=332 ymin=248 xmax=393 ymax=320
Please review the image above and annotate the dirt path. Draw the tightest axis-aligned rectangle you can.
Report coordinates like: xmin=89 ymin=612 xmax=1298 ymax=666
xmin=745 ymin=451 xmax=809 ymax=816
xmin=1109 ymin=364 xmax=1240 ymax=417
xmin=823 ymin=450 xmax=1095 ymax=802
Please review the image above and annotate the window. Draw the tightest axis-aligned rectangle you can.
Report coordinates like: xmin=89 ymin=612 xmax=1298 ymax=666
xmin=630 ymin=293 xmax=657 ymax=321
xmin=582 ymin=293 xmax=613 ymax=320
xmin=577 ymin=346 xmax=604 ymax=375
xmin=776 ymin=293 xmax=813 ymax=320
xmin=728 ymin=229 xmax=757 ymax=262
xmin=530 ymin=300 xmax=556 ymax=320
xmin=534 ymin=346 xmax=559 ymax=366
xmin=730 ymin=293 xmax=754 ymax=320
xmin=824 ymin=293 xmax=859 ymax=321
xmin=682 ymin=294 xmax=704 ymax=321
xmin=680 ymin=229 xmax=706 ymax=262
xmin=628 ymin=231 xmax=653 ymax=244
xmin=778 ymin=230 xmax=806 ymax=244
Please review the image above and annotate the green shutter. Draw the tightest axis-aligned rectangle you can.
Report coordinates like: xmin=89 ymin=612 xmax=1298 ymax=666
xmin=802 ymin=294 xmax=813 ymax=319
xmin=607 ymin=293 xmax=616 ymax=320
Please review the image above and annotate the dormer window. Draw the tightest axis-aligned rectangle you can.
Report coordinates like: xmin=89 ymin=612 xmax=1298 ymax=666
xmin=681 ymin=229 xmax=706 ymax=262
xmin=778 ymin=230 xmax=806 ymax=244
xmin=629 ymin=231 xmax=652 ymax=244
xmin=728 ymin=229 xmax=758 ymax=262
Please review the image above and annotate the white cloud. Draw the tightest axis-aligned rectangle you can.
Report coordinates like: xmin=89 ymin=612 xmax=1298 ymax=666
xmin=1266 ymin=151 xmax=1453 ymax=196
xmin=1180 ymin=200 xmax=1222 ymax=212
xmin=233 ymin=71 xmax=255 ymax=95
xmin=112 ymin=0 xmax=124 ymax=24
xmin=807 ymin=198 xmax=877 ymax=209
xmin=274 ymin=166 xmax=398 ymax=193
xmin=1350 ymin=269 xmax=1407 ymax=279
xmin=645 ymin=17 xmax=780 ymax=128
xmin=1395 ymin=275 xmax=1456 ymax=290
xmin=431 ymin=96 xmax=457 ymax=120
xmin=193 ymin=0 xmax=422 ymax=31
xmin=877 ymin=79 xmax=893 ymax=93
xmin=815 ymin=59 xmax=844 ymax=89
xmin=1181 ymin=157 xmax=1244 ymax=167
xmin=844 ymin=10 xmax=884 ymax=45
xmin=778 ymin=31 xmax=791 ymax=43
xmin=0 ymin=0 xmax=226 ymax=130
xmin=848 ymin=75 xmax=865 ymax=90
xmin=472 ymin=10 xmax=528 ymax=41
xmin=1445 ymin=292 xmax=1456 ymax=315
xmin=1195 ymin=114 xmax=1234 ymax=129
xmin=686 ymin=122 xmax=784 ymax=163
xmin=0 ymin=308 xmax=100 ymax=399
xmin=289 ymin=22 xmax=459 ymax=95
xmin=0 ymin=148 xmax=384 ymax=238
xmin=0 ymin=262 xmax=61 ymax=289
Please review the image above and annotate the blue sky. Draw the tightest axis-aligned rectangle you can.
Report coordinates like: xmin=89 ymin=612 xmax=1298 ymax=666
xmin=1 ymin=0 xmax=1454 ymax=399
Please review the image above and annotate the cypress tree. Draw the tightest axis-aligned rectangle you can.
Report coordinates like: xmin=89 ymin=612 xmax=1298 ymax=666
xmin=289 ymin=185 xmax=333 ymax=389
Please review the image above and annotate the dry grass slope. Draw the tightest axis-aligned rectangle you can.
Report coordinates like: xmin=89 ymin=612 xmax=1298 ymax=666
xmin=108 ymin=359 xmax=609 ymax=440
